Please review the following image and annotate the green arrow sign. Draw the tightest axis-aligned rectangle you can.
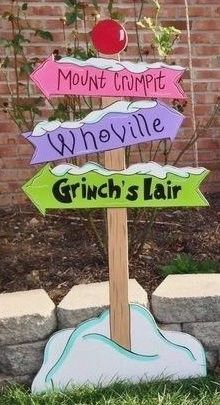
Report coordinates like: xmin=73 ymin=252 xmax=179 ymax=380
xmin=22 ymin=162 xmax=209 ymax=215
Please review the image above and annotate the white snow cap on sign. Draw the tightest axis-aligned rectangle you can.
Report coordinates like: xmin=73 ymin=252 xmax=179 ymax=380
xmin=51 ymin=161 xmax=207 ymax=179
xmin=31 ymin=100 xmax=157 ymax=137
xmin=58 ymin=56 xmax=185 ymax=73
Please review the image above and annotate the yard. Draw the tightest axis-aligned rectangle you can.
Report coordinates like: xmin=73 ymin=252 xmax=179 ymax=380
xmin=1 ymin=193 xmax=219 ymax=304
xmin=1 ymin=377 xmax=220 ymax=405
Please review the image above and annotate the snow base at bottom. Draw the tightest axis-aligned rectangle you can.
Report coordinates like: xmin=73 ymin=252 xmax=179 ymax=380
xmin=32 ymin=304 xmax=206 ymax=393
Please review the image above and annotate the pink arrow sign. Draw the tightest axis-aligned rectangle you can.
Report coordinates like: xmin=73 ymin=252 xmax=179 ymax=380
xmin=22 ymin=100 xmax=184 ymax=164
xmin=30 ymin=56 xmax=186 ymax=100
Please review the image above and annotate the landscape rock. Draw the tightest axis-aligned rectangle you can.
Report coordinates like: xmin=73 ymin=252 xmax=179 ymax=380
xmin=159 ymin=323 xmax=182 ymax=332
xmin=205 ymin=350 xmax=218 ymax=371
xmin=0 ymin=373 xmax=33 ymax=389
xmin=0 ymin=340 xmax=46 ymax=376
xmin=152 ymin=274 xmax=220 ymax=323
xmin=182 ymin=322 xmax=220 ymax=350
xmin=0 ymin=289 xmax=57 ymax=345
xmin=57 ymin=279 xmax=149 ymax=328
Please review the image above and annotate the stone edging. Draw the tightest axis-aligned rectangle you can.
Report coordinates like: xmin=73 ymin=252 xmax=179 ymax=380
xmin=0 ymin=275 xmax=220 ymax=387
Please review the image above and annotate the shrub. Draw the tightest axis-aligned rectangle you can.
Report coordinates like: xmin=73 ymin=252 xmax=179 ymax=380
xmin=160 ymin=253 xmax=220 ymax=277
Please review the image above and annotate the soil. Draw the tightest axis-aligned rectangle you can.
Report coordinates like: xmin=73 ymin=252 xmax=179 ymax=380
xmin=0 ymin=193 xmax=219 ymax=305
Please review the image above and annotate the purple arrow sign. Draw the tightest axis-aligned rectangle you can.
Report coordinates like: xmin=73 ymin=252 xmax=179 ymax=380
xmin=23 ymin=100 xmax=184 ymax=164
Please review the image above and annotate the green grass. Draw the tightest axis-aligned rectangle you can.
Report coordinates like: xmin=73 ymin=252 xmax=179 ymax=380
xmin=1 ymin=376 xmax=220 ymax=405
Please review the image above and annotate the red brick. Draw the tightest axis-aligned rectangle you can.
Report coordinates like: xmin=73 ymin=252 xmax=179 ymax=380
xmin=0 ymin=194 xmax=13 ymax=207
xmin=0 ymin=121 xmax=18 ymax=133
xmin=193 ymin=20 xmax=220 ymax=31
xmin=196 ymin=70 xmax=220 ymax=80
xmin=190 ymin=32 xmax=215 ymax=44
xmin=212 ymin=7 xmax=220 ymax=16
xmin=26 ymin=6 xmax=63 ymax=16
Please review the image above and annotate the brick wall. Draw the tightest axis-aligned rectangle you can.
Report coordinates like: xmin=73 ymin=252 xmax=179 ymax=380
xmin=0 ymin=0 xmax=220 ymax=208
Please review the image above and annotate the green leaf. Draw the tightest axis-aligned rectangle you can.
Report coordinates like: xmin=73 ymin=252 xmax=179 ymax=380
xmin=65 ymin=11 xmax=78 ymax=25
xmin=20 ymin=62 xmax=33 ymax=75
xmin=137 ymin=16 xmax=181 ymax=57
xmin=64 ymin=0 xmax=77 ymax=6
xmin=48 ymin=102 xmax=70 ymax=122
xmin=8 ymin=34 xmax=30 ymax=53
xmin=108 ymin=0 xmax=114 ymax=15
xmin=170 ymin=26 xmax=181 ymax=35
xmin=35 ymin=30 xmax=53 ymax=41
xmin=73 ymin=46 xmax=96 ymax=60
xmin=11 ymin=42 xmax=22 ymax=53
xmin=21 ymin=3 xmax=28 ymax=11
xmin=91 ymin=0 xmax=99 ymax=10
xmin=0 ymin=38 xmax=8 ymax=46
xmin=65 ymin=8 xmax=83 ymax=25
xmin=15 ymin=34 xmax=30 ymax=43
xmin=110 ymin=11 xmax=125 ymax=22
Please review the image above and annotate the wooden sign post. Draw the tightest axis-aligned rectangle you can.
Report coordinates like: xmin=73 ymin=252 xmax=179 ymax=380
xmin=100 ymin=20 xmax=130 ymax=347
xmin=91 ymin=20 xmax=131 ymax=350
xmin=104 ymin=119 xmax=130 ymax=349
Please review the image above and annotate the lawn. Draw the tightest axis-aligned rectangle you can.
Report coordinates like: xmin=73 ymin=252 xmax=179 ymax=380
xmin=1 ymin=376 xmax=220 ymax=405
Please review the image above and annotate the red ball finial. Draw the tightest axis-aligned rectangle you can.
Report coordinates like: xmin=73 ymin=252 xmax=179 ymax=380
xmin=91 ymin=19 xmax=128 ymax=55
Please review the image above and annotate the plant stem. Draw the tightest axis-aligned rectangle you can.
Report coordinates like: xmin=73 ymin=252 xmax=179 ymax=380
xmin=10 ymin=18 xmax=19 ymax=102
xmin=132 ymin=209 xmax=157 ymax=260
xmin=133 ymin=0 xmax=143 ymax=61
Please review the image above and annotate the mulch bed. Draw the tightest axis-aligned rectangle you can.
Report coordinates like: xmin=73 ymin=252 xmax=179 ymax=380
xmin=0 ymin=193 xmax=219 ymax=305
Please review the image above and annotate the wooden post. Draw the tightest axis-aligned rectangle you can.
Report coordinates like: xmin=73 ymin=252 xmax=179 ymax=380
xmin=102 ymin=86 xmax=131 ymax=349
